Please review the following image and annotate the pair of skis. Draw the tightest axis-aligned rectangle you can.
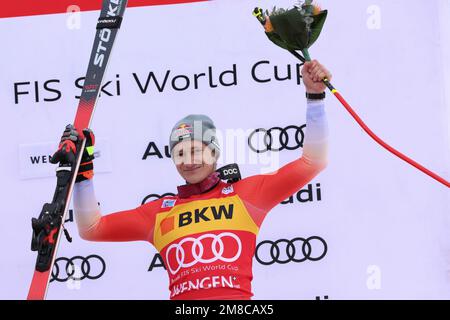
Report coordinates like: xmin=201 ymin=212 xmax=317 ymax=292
xmin=27 ymin=0 xmax=128 ymax=300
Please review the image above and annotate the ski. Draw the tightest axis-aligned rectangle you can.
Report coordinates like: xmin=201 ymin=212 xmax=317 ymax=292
xmin=27 ymin=0 xmax=128 ymax=300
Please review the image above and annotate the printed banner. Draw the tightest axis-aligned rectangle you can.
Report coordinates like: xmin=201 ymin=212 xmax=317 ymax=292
xmin=0 ymin=0 xmax=449 ymax=300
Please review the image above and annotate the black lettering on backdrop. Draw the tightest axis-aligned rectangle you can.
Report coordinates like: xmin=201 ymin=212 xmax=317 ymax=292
xmin=251 ymin=60 xmax=303 ymax=85
xmin=142 ymin=142 xmax=171 ymax=160
xmin=132 ymin=65 xmax=237 ymax=93
xmin=281 ymin=183 xmax=322 ymax=204
xmin=14 ymin=80 xmax=61 ymax=104
xmin=43 ymin=80 xmax=62 ymax=102
xmin=14 ymin=82 xmax=30 ymax=104
xmin=148 ymin=254 xmax=166 ymax=271
xmin=13 ymin=61 xmax=307 ymax=105
xmin=133 ymin=71 xmax=171 ymax=93
xmin=30 ymin=155 xmax=53 ymax=164
xmin=252 ymin=60 xmax=271 ymax=83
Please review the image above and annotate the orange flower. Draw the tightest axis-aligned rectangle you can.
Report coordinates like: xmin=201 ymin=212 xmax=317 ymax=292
xmin=313 ymin=4 xmax=322 ymax=15
xmin=264 ymin=17 xmax=274 ymax=32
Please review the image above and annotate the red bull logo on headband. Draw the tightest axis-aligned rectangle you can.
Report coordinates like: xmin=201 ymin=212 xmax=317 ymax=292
xmin=172 ymin=123 xmax=193 ymax=140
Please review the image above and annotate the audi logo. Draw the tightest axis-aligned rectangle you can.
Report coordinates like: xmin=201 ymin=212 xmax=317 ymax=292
xmin=141 ymin=193 xmax=176 ymax=205
xmin=147 ymin=235 xmax=328 ymax=272
xmin=51 ymin=255 xmax=106 ymax=282
xmin=165 ymin=232 xmax=242 ymax=275
xmin=248 ymin=125 xmax=306 ymax=153
xmin=255 ymin=236 xmax=327 ymax=265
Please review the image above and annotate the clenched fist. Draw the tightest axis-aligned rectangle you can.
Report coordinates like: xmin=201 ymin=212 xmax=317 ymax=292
xmin=301 ymin=60 xmax=332 ymax=94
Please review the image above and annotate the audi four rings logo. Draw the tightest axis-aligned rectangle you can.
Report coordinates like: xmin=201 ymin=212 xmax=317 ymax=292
xmin=51 ymin=255 xmax=106 ymax=282
xmin=165 ymin=232 xmax=242 ymax=275
xmin=255 ymin=236 xmax=327 ymax=265
xmin=141 ymin=193 xmax=176 ymax=205
xmin=248 ymin=124 xmax=306 ymax=153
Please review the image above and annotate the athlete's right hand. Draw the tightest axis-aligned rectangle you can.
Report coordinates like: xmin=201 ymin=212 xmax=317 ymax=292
xmin=301 ymin=60 xmax=332 ymax=94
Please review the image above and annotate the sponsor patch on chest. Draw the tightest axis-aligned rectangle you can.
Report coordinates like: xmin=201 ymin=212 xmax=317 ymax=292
xmin=221 ymin=185 xmax=234 ymax=195
xmin=162 ymin=199 xmax=177 ymax=208
xmin=153 ymin=195 xmax=260 ymax=250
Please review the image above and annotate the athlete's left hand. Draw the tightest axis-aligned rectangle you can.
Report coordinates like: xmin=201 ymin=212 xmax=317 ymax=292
xmin=301 ymin=60 xmax=332 ymax=94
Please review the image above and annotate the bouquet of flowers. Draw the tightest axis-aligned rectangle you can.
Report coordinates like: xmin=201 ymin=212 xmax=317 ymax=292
xmin=253 ymin=0 xmax=327 ymax=61
xmin=252 ymin=1 xmax=450 ymax=188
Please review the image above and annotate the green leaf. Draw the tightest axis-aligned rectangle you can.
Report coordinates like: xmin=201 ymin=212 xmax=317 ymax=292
xmin=268 ymin=7 xmax=327 ymax=50
xmin=307 ymin=10 xmax=327 ymax=47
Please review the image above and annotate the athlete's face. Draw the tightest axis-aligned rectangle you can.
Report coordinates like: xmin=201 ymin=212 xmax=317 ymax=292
xmin=172 ymin=140 xmax=217 ymax=184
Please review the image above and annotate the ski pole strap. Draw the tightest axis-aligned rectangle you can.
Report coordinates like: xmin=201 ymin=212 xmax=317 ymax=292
xmin=323 ymin=78 xmax=450 ymax=188
xmin=97 ymin=16 xmax=123 ymax=29
xmin=288 ymin=49 xmax=449 ymax=187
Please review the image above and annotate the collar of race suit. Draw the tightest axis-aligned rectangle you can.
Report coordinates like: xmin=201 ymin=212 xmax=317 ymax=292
xmin=177 ymin=171 xmax=221 ymax=199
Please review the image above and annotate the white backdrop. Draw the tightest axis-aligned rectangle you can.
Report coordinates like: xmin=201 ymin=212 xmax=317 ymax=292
xmin=0 ymin=0 xmax=449 ymax=300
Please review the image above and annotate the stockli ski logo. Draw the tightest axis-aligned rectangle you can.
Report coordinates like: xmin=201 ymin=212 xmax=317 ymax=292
xmin=93 ymin=0 xmax=122 ymax=68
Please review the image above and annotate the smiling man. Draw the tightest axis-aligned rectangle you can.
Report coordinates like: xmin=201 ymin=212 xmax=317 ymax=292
xmin=170 ymin=114 xmax=221 ymax=188
xmin=51 ymin=60 xmax=331 ymax=299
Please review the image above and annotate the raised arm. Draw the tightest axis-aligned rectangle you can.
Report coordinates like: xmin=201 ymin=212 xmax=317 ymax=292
xmin=235 ymin=60 xmax=330 ymax=226
xmin=49 ymin=125 xmax=157 ymax=244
